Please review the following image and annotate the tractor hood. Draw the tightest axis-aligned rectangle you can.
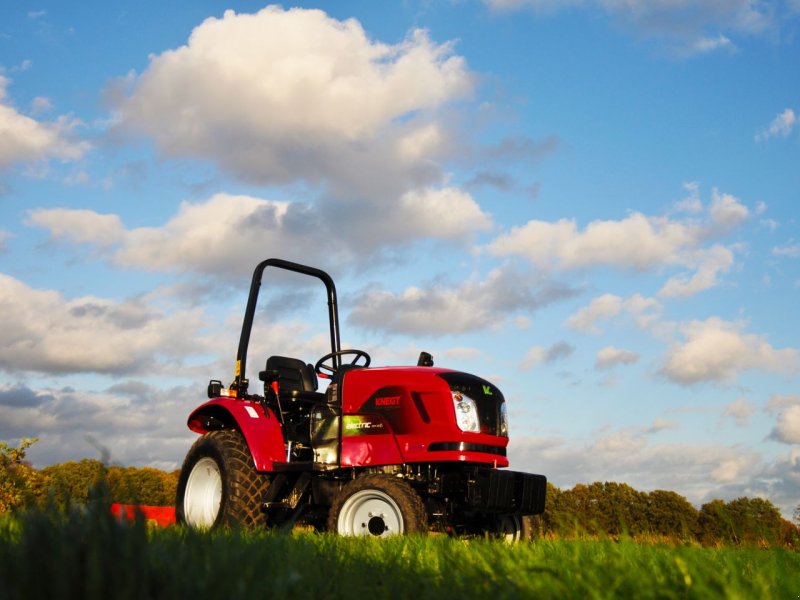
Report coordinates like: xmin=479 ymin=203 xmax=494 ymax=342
xmin=340 ymin=366 xmax=510 ymax=468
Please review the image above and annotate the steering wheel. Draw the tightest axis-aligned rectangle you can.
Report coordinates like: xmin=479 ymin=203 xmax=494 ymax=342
xmin=314 ymin=349 xmax=371 ymax=377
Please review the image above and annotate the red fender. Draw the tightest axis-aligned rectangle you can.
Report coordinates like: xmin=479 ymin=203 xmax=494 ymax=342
xmin=187 ymin=398 xmax=285 ymax=471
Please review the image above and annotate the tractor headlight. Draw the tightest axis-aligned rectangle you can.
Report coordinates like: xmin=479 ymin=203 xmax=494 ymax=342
xmin=452 ymin=391 xmax=480 ymax=433
xmin=499 ymin=402 xmax=509 ymax=437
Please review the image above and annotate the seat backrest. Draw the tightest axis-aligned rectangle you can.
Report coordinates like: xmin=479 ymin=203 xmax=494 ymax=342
xmin=265 ymin=355 xmax=318 ymax=393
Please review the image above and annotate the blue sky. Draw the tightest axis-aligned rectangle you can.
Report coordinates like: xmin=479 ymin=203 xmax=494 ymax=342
xmin=1 ymin=1 xmax=799 ymax=517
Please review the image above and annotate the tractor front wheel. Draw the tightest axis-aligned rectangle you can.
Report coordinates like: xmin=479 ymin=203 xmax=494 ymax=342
xmin=328 ymin=474 xmax=427 ymax=537
xmin=175 ymin=429 xmax=270 ymax=529
xmin=490 ymin=514 xmax=525 ymax=542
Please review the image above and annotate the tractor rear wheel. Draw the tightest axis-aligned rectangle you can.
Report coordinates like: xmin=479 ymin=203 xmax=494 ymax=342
xmin=328 ymin=474 xmax=427 ymax=537
xmin=175 ymin=429 xmax=270 ymax=529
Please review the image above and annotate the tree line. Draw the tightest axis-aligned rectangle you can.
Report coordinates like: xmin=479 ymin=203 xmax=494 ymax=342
xmin=2 ymin=438 xmax=799 ymax=547
xmin=1 ymin=438 xmax=178 ymax=511
xmin=527 ymin=481 xmax=800 ymax=548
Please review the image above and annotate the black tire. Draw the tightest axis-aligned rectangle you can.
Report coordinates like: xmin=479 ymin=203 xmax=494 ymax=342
xmin=489 ymin=514 xmax=526 ymax=542
xmin=175 ymin=429 xmax=270 ymax=529
xmin=328 ymin=474 xmax=427 ymax=536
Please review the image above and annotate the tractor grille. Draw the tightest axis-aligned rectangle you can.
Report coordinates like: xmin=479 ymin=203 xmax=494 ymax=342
xmin=428 ymin=442 xmax=506 ymax=456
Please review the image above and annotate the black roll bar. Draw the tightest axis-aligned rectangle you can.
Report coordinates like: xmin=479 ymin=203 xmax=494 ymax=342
xmin=232 ymin=258 xmax=341 ymax=396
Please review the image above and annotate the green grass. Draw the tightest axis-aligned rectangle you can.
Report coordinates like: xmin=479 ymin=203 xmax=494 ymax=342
xmin=1 ymin=507 xmax=798 ymax=599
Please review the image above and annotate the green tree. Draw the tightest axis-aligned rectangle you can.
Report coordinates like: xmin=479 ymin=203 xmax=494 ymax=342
xmin=589 ymin=481 xmax=649 ymax=536
xmin=643 ymin=489 xmax=699 ymax=539
xmin=698 ymin=497 xmax=784 ymax=546
xmin=725 ymin=496 xmax=784 ymax=545
xmin=698 ymin=498 xmax=732 ymax=545
xmin=106 ymin=466 xmax=178 ymax=505
xmin=0 ymin=438 xmax=45 ymax=513
xmin=38 ymin=458 xmax=106 ymax=508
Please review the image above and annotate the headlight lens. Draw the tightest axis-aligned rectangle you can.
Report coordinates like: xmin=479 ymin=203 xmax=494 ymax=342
xmin=452 ymin=391 xmax=480 ymax=432
xmin=499 ymin=402 xmax=508 ymax=437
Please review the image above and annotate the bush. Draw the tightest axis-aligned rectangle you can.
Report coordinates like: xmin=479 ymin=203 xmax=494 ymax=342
xmin=0 ymin=438 xmax=45 ymax=513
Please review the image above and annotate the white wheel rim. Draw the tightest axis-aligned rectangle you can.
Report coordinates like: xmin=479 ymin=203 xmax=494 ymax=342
xmin=183 ymin=457 xmax=222 ymax=528
xmin=337 ymin=489 xmax=404 ymax=536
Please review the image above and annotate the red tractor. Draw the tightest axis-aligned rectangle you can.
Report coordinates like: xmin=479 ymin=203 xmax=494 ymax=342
xmin=175 ymin=258 xmax=546 ymax=538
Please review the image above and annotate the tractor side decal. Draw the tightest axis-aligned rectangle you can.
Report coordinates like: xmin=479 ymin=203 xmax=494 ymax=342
xmin=342 ymin=415 xmax=387 ymax=436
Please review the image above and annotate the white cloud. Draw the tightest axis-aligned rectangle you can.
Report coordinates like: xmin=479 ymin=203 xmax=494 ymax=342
xmin=685 ymin=34 xmax=735 ymax=55
xmin=723 ymin=397 xmax=755 ymax=427
xmin=658 ymin=245 xmax=734 ymax=298
xmin=566 ymin=293 xmax=661 ymax=334
xmin=771 ymin=405 xmax=800 ymax=444
xmin=766 ymin=393 xmax=800 ymax=413
xmin=348 ymin=265 xmax=577 ymax=336
xmin=27 ymin=208 xmax=125 ymax=247
xmin=595 ymin=346 xmax=640 ymax=369
xmin=0 ymin=76 xmax=88 ymax=169
xmin=521 ymin=341 xmax=574 ymax=370
xmin=755 ymin=108 xmax=798 ymax=142
xmin=0 ymin=273 xmax=206 ymax=375
xmin=772 ymin=243 xmax=800 ymax=258
xmin=455 ymin=411 xmax=800 ymax=517
xmin=510 ymin=429 xmax=764 ymax=508
xmin=766 ymin=395 xmax=800 ymax=445
xmin=659 ymin=317 xmax=800 ymax=385
xmin=28 ymin=188 xmax=491 ymax=278
xmin=114 ymin=6 xmax=473 ymax=195
xmin=0 ymin=382 xmax=196 ymax=470
xmin=395 ymin=187 xmax=492 ymax=238
xmin=488 ymin=188 xmax=748 ymax=297
xmin=113 ymin=193 xmax=296 ymax=276
xmin=647 ymin=418 xmax=678 ymax=433
xmin=710 ymin=456 xmax=752 ymax=483
xmin=707 ymin=189 xmax=750 ymax=234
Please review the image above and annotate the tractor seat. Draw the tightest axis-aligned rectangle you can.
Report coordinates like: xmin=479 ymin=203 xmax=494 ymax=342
xmin=259 ymin=355 xmax=326 ymax=404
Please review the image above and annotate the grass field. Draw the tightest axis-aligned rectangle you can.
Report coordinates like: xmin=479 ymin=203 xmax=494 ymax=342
xmin=1 ymin=505 xmax=798 ymax=599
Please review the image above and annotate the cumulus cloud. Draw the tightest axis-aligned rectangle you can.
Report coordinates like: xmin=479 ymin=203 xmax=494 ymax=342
xmin=488 ymin=188 xmax=748 ymax=297
xmin=723 ymin=397 xmax=755 ymax=427
xmin=474 ymin=414 xmax=800 ymax=517
xmin=0 ymin=273 xmax=207 ymax=375
xmin=521 ymin=341 xmax=575 ymax=370
xmin=766 ymin=393 xmax=800 ymax=413
xmin=26 ymin=208 xmax=125 ymax=247
xmin=657 ymin=245 xmax=734 ymax=298
xmin=0 ymin=75 xmax=88 ymax=169
xmin=348 ymin=264 xmax=577 ymax=336
xmin=659 ymin=317 xmax=800 ymax=385
xmin=510 ymin=429 xmax=764 ymax=508
xmin=766 ymin=394 xmax=800 ymax=445
xmin=113 ymin=6 xmax=472 ymax=197
xmin=595 ymin=346 xmax=640 ymax=370
xmin=771 ymin=406 xmax=800 ymax=444
xmin=755 ymin=108 xmax=797 ymax=142
xmin=0 ymin=381 xmax=197 ymax=470
xmin=28 ymin=189 xmax=491 ymax=278
xmin=565 ymin=293 xmax=661 ymax=334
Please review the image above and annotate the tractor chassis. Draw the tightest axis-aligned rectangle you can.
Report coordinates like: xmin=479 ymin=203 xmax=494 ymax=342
xmin=260 ymin=462 xmax=547 ymax=534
